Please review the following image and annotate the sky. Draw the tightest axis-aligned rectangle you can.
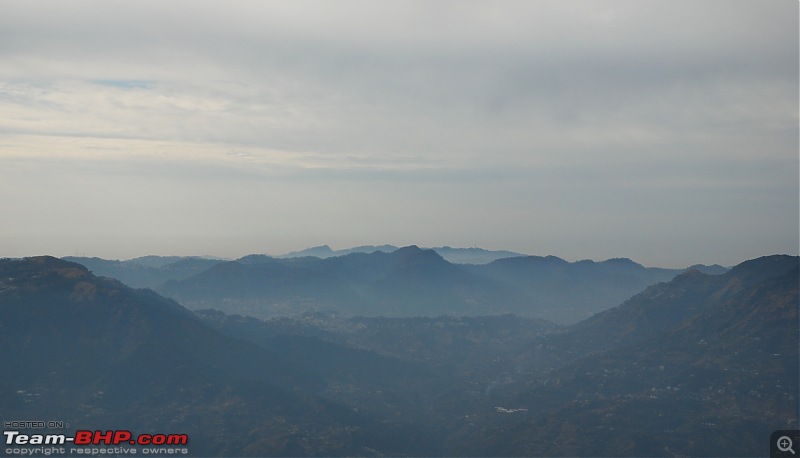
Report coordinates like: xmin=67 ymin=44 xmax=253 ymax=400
xmin=0 ymin=0 xmax=797 ymax=268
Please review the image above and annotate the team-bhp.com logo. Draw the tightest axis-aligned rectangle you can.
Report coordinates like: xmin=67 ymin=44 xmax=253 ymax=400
xmin=4 ymin=430 xmax=189 ymax=456
xmin=5 ymin=430 xmax=188 ymax=446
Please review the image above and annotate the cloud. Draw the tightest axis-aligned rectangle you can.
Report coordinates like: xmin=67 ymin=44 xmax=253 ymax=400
xmin=0 ymin=0 xmax=796 ymax=265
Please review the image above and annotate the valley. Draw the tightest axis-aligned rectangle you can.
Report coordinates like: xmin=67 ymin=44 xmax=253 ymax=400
xmin=1 ymin=250 xmax=796 ymax=456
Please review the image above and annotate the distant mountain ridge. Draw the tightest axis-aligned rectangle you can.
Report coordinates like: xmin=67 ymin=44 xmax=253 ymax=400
xmin=62 ymin=255 xmax=224 ymax=288
xmin=554 ymin=254 xmax=800 ymax=354
xmin=279 ymin=244 xmax=397 ymax=259
xmin=457 ymin=254 xmax=799 ymax=456
xmin=278 ymin=244 xmax=526 ymax=264
xmin=153 ymin=246 xmax=728 ymax=324
xmin=465 ymin=255 xmax=683 ymax=323
xmin=158 ymin=246 xmax=512 ymax=318
xmin=429 ymin=246 xmax=527 ymax=264
xmin=59 ymin=247 xmax=732 ymax=324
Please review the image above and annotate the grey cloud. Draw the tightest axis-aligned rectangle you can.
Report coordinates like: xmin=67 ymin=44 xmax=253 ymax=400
xmin=0 ymin=0 xmax=796 ymax=265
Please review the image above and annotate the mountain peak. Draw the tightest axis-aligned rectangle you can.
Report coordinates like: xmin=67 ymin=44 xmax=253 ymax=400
xmin=393 ymin=245 xmax=444 ymax=260
xmin=603 ymin=257 xmax=634 ymax=264
xmin=236 ymin=254 xmax=277 ymax=264
xmin=389 ymin=245 xmax=452 ymax=272
xmin=278 ymin=245 xmax=336 ymax=258
xmin=726 ymin=254 xmax=798 ymax=277
xmin=600 ymin=257 xmax=644 ymax=269
xmin=687 ymin=264 xmax=728 ymax=275
xmin=0 ymin=256 xmax=90 ymax=282
xmin=674 ymin=267 xmax=708 ymax=280
xmin=29 ymin=255 xmax=87 ymax=269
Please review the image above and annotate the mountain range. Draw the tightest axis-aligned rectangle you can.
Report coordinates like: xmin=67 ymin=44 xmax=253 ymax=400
xmin=2 ymin=253 xmax=796 ymax=456
xmin=62 ymin=246 xmax=525 ymax=292
xmin=69 ymin=246 xmax=725 ymax=324
xmin=0 ymin=256 xmax=437 ymax=456
xmin=455 ymin=255 xmax=799 ymax=456
xmin=62 ymin=255 xmax=223 ymax=289
xmin=277 ymin=244 xmax=526 ymax=264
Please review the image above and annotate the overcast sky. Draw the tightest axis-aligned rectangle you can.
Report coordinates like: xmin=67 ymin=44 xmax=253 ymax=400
xmin=1 ymin=1 xmax=797 ymax=267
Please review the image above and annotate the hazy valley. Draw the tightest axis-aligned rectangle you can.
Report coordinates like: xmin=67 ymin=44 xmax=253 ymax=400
xmin=2 ymin=248 xmax=796 ymax=456
xmin=65 ymin=246 xmax=723 ymax=324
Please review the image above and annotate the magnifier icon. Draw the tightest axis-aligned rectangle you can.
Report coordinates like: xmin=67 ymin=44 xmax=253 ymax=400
xmin=778 ymin=436 xmax=795 ymax=455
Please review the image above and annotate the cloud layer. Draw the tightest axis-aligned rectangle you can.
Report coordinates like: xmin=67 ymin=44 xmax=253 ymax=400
xmin=1 ymin=1 xmax=797 ymax=266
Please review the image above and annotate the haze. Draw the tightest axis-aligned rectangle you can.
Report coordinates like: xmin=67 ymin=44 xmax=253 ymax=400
xmin=1 ymin=0 xmax=797 ymax=268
